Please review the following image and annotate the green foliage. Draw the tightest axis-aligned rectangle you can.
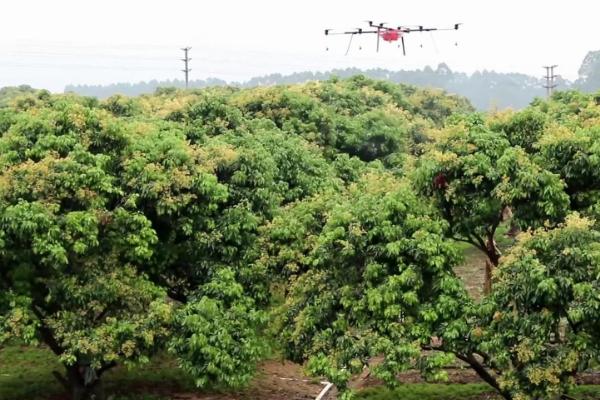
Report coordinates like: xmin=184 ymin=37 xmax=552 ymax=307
xmin=489 ymin=109 xmax=548 ymax=153
xmin=530 ymin=90 xmax=600 ymax=130
xmin=227 ymin=77 xmax=470 ymax=165
xmin=177 ymin=94 xmax=246 ymax=138
xmin=102 ymin=95 xmax=141 ymax=117
xmin=409 ymin=98 xmax=600 ymax=399
xmin=535 ymin=125 xmax=600 ymax=211
xmin=336 ymin=109 xmax=408 ymax=162
xmin=169 ymin=268 xmax=267 ymax=388
xmin=0 ymin=85 xmax=39 ymax=108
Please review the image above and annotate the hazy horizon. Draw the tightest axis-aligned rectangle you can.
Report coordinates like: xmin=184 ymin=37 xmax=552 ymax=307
xmin=1 ymin=0 xmax=598 ymax=92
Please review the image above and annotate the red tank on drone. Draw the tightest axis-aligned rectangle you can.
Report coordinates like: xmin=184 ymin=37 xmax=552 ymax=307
xmin=380 ymin=28 xmax=401 ymax=42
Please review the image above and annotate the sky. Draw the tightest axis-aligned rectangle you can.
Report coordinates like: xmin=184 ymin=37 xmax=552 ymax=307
xmin=0 ymin=0 xmax=598 ymax=92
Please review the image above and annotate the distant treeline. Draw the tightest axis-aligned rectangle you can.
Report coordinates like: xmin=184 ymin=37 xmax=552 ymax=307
xmin=63 ymin=50 xmax=600 ymax=110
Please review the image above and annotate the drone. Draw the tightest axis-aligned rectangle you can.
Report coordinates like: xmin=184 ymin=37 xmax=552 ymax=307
xmin=325 ymin=21 xmax=461 ymax=55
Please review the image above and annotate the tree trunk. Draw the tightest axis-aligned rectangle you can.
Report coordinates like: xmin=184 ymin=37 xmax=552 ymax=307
xmin=54 ymin=364 xmax=106 ymax=400
xmin=560 ymin=395 xmax=578 ymax=400
xmin=483 ymin=235 xmax=501 ymax=295
xmin=72 ymin=379 xmax=105 ymax=400
xmin=483 ymin=259 xmax=493 ymax=295
xmin=36 ymin=314 xmax=111 ymax=400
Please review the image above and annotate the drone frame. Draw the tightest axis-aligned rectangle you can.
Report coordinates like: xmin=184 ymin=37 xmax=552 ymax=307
xmin=325 ymin=21 xmax=461 ymax=56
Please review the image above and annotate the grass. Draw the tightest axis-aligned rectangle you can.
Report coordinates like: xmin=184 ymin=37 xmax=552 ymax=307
xmin=356 ymin=384 xmax=493 ymax=400
xmin=0 ymin=343 xmax=63 ymax=400
xmin=356 ymin=384 xmax=600 ymax=400
xmin=0 ymin=343 xmax=193 ymax=400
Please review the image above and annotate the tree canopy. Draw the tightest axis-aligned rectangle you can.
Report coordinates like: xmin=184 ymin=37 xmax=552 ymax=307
xmin=1 ymin=78 xmax=600 ymax=400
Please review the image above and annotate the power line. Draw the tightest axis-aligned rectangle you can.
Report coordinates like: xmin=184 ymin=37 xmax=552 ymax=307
xmin=181 ymin=47 xmax=191 ymax=89
xmin=542 ymin=65 xmax=558 ymax=99
xmin=9 ymin=50 xmax=175 ymax=62
xmin=0 ymin=60 xmax=175 ymax=72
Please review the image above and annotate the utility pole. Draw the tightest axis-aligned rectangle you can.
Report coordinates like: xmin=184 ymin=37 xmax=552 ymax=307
xmin=181 ymin=47 xmax=192 ymax=89
xmin=542 ymin=65 xmax=558 ymax=98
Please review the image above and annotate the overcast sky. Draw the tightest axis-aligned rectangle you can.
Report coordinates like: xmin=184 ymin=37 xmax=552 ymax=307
xmin=0 ymin=0 xmax=598 ymax=92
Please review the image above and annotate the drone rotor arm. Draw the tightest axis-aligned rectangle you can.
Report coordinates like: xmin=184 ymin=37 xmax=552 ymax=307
xmin=325 ymin=29 xmax=379 ymax=36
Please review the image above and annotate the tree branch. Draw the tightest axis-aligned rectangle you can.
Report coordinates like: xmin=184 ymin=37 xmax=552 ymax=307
xmin=473 ymin=350 xmax=493 ymax=367
xmin=454 ymin=352 xmax=512 ymax=400
xmin=97 ymin=361 xmax=117 ymax=377
xmin=451 ymin=236 xmax=479 ymax=248
xmin=560 ymin=394 xmax=579 ymax=400
xmin=167 ymin=289 xmax=187 ymax=303
xmin=488 ymin=209 xmax=504 ymax=239
xmin=471 ymin=234 xmax=488 ymax=254
xmin=32 ymin=306 xmax=64 ymax=356
xmin=94 ymin=306 xmax=113 ymax=323
xmin=0 ymin=266 xmax=10 ymax=290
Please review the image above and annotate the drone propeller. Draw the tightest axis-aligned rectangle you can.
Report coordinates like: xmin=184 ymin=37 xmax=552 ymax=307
xmin=367 ymin=21 xmax=388 ymax=28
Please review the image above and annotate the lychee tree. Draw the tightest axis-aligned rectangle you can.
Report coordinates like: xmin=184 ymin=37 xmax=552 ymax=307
xmin=0 ymin=102 xmax=172 ymax=400
xmin=414 ymin=114 xmax=569 ymax=292
xmin=443 ymin=214 xmax=600 ymax=400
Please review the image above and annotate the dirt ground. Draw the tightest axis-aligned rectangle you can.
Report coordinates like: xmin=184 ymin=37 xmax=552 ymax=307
xmin=137 ymin=360 xmax=334 ymax=400
xmin=453 ymin=246 xmax=488 ymax=299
